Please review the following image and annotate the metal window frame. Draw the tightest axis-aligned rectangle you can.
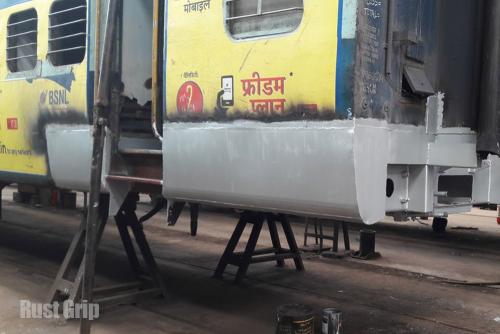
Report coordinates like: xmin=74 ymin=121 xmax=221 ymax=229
xmin=225 ymin=0 xmax=304 ymax=39
xmin=48 ymin=0 xmax=88 ymax=66
xmin=6 ymin=8 xmax=38 ymax=72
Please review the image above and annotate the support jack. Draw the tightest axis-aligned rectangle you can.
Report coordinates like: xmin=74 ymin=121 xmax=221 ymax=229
xmin=214 ymin=212 xmax=304 ymax=283
xmin=47 ymin=193 xmax=166 ymax=310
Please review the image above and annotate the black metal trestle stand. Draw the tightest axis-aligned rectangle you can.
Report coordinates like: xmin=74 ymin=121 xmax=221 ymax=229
xmin=214 ymin=212 xmax=304 ymax=283
xmin=304 ymin=218 xmax=351 ymax=255
xmin=47 ymin=193 xmax=166 ymax=311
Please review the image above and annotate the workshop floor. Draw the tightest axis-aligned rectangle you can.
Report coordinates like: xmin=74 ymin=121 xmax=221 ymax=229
xmin=0 ymin=189 xmax=499 ymax=333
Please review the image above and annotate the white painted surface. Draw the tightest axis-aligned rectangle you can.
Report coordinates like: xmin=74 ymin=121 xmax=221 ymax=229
xmin=122 ymin=0 xmax=153 ymax=105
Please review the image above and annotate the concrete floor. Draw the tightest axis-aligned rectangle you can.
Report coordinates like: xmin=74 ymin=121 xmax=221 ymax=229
xmin=0 ymin=189 xmax=499 ymax=333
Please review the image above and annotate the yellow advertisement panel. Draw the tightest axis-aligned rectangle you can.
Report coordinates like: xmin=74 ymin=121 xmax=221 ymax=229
xmin=166 ymin=0 xmax=339 ymax=121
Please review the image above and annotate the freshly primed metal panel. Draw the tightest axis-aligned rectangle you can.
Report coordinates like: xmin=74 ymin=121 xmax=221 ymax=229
xmin=46 ymin=125 xmax=119 ymax=206
xmin=162 ymin=0 xmax=483 ymax=222
xmin=122 ymin=0 xmax=153 ymax=105
xmin=46 ymin=125 xmax=92 ymax=191
xmin=163 ymin=119 xmax=389 ymax=224
xmin=472 ymin=155 xmax=500 ymax=205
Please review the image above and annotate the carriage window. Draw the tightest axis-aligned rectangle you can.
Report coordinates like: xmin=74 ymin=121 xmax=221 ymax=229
xmin=49 ymin=0 xmax=87 ymax=66
xmin=225 ymin=0 xmax=304 ymax=40
xmin=7 ymin=9 xmax=38 ymax=73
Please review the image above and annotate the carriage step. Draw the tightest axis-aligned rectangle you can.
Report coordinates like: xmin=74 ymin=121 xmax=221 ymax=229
xmin=118 ymin=148 xmax=162 ymax=156
xmin=106 ymin=175 xmax=162 ymax=186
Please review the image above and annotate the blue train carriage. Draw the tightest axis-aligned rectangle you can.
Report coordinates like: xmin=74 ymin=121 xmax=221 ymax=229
xmin=161 ymin=0 xmax=499 ymax=224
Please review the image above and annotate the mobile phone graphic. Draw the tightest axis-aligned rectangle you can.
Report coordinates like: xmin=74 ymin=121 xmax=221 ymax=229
xmin=221 ymin=76 xmax=234 ymax=107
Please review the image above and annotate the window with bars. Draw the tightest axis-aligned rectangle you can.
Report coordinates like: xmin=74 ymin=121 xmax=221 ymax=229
xmin=49 ymin=0 xmax=87 ymax=66
xmin=7 ymin=9 xmax=38 ymax=73
xmin=225 ymin=0 xmax=304 ymax=40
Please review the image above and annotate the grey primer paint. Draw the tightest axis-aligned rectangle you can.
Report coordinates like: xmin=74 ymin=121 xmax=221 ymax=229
xmin=163 ymin=119 xmax=390 ymax=224
xmin=46 ymin=124 xmax=128 ymax=215
xmin=46 ymin=124 xmax=93 ymax=191
xmin=162 ymin=113 xmax=478 ymax=224
xmin=472 ymin=155 xmax=500 ymax=205
xmin=121 ymin=0 xmax=153 ymax=105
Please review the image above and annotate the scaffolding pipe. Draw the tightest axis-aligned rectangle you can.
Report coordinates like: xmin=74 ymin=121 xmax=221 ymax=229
xmin=80 ymin=0 xmax=120 ymax=333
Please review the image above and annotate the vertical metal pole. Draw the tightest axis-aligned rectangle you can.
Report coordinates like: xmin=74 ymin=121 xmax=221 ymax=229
xmin=80 ymin=0 xmax=119 ymax=333
xmin=256 ymin=0 xmax=262 ymax=15
xmin=478 ymin=0 xmax=500 ymax=156
xmin=151 ymin=0 xmax=163 ymax=141
xmin=384 ymin=0 xmax=394 ymax=76
xmin=83 ymin=192 xmax=88 ymax=211
xmin=189 ymin=203 xmax=199 ymax=236
xmin=94 ymin=0 xmax=102 ymax=101
xmin=0 ymin=184 xmax=4 ymax=220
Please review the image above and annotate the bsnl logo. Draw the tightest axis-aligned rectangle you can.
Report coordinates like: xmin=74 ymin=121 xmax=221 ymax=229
xmin=40 ymin=89 xmax=69 ymax=105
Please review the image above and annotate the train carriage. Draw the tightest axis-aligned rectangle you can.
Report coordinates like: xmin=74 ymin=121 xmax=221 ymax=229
xmin=0 ymin=0 xmax=497 ymax=225
xmin=0 ymin=0 xmax=91 ymax=187
xmin=162 ymin=0 xmax=499 ymax=223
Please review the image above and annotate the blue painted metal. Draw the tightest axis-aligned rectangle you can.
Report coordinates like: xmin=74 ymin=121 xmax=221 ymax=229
xmin=163 ymin=0 xmax=168 ymax=118
xmin=0 ymin=0 xmax=31 ymax=10
xmin=0 ymin=170 xmax=50 ymax=186
xmin=335 ymin=0 xmax=355 ymax=119
xmin=86 ymin=0 xmax=94 ymax=122
xmin=31 ymin=71 xmax=76 ymax=91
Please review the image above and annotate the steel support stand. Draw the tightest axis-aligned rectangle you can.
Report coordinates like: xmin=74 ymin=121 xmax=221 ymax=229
xmin=214 ymin=212 xmax=304 ymax=283
xmin=167 ymin=201 xmax=186 ymax=225
xmin=168 ymin=201 xmax=200 ymax=236
xmin=80 ymin=0 xmax=120 ymax=332
xmin=48 ymin=193 xmax=165 ymax=318
xmin=304 ymin=219 xmax=351 ymax=255
xmin=115 ymin=193 xmax=167 ymax=298
xmin=47 ymin=195 xmax=110 ymax=304
xmin=190 ymin=203 xmax=199 ymax=236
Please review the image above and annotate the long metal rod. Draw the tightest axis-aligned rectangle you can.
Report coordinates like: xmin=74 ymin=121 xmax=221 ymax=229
xmin=94 ymin=0 xmax=102 ymax=101
xmin=49 ymin=18 xmax=87 ymax=29
xmin=151 ymin=0 xmax=163 ymax=141
xmin=80 ymin=0 xmax=119 ymax=333
xmin=50 ymin=5 xmax=87 ymax=16
xmin=7 ymin=30 xmax=37 ymax=38
xmin=47 ymin=45 xmax=86 ymax=55
xmin=49 ymin=31 xmax=87 ymax=42
xmin=226 ymin=7 xmax=303 ymax=21
xmin=384 ymin=0 xmax=394 ymax=76
xmin=6 ymin=42 xmax=36 ymax=50
xmin=0 ymin=185 xmax=4 ymax=221
xmin=7 ymin=17 xmax=37 ymax=27
xmin=7 ymin=54 xmax=37 ymax=61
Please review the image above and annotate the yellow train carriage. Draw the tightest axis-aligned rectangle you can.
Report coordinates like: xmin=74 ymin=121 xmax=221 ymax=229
xmin=162 ymin=0 xmax=481 ymax=224
xmin=0 ymin=0 xmax=91 ymax=186
xmin=0 ymin=0 xmax=493 ymax=225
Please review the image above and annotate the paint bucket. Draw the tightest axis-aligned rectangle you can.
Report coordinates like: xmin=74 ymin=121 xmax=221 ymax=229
xmin=497 ymin=206 xmax=500 ymax=225
xmin=276 ymin=304 xmax=314 ymax=334
xmin=322 ymin=308 xmax=342 ymax=334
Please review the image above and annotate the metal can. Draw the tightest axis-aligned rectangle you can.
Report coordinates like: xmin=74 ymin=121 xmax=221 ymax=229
xmin=276 ymin=304 xmax=314 ymax=334
xmin=322 ymin=308 xmax=341 ymax=334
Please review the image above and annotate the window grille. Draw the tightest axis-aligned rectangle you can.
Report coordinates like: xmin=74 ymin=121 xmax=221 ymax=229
xmin=49 ymin=0 xmax=87 ymax=66
xmin=226 ymin=0 xmax=304 ymax=40
xmin=7 ymin=9 xmax=38 ymax=73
